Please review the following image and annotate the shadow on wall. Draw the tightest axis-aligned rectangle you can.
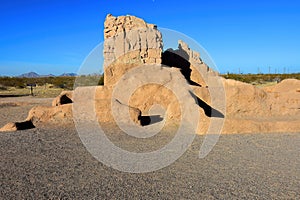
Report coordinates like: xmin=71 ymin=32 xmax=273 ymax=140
xmin=60 ymin=94 xmax=73 ymax=105
xmin=15 ymin=120 xmax=35 ymax=130
xmin=162 ymin=46 xmax=201 ymax=87
xmin=189 ymin=91 xmax=224 ymax=118
xmin=140 ymin=115 xmax=164 ymax=126
xmin=0 ymin=94 xmax=31 ymax=98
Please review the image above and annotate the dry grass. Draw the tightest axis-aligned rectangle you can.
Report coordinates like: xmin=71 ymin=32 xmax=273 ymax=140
xmin=254 ymin=81 xmax=278 ymax=88
xmin=0 ymin=85 xmax=65 ymax=98
xmin=0 ymin=75 xmax=104 ymax=98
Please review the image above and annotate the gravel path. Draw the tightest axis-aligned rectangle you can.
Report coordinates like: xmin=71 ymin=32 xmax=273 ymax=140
xmin=0 ymin=124 xmax=299 ymax=199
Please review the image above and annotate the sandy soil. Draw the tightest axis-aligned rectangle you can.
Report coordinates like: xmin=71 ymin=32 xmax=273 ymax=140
xmin=0 ymin=97 xmax=299 ymax=199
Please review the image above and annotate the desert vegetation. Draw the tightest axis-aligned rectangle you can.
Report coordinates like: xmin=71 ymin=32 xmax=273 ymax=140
xmin=0 ymin=73 xmax=299 ymax=98
xmin=0 ymin=76 xmax=76 ymax=89
xmin=1 ymin=73 xmax=298 ymax=92
xmin=221 ymin=73 xmax=300 ymax=84
xmin=0 ymin=75 xmax=104 ymax=98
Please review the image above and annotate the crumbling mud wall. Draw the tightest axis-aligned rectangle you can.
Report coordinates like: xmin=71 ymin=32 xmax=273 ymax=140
xmin=104 ymin=14 xmax=163 ymax=86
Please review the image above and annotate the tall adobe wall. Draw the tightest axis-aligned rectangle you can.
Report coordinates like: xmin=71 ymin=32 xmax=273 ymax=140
xmin=103 ymin=14 xmax=163 ymax=86
xmin=103 ymin=14 xmax=219 ymax=88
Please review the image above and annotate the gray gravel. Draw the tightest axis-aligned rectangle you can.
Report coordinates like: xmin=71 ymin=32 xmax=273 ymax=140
xmin=0 ymin=124 xmax=299 ymax=199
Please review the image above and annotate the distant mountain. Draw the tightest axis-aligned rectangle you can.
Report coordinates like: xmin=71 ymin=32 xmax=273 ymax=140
xmin=40 ymin=74 xmax=55 ymax=77
xmin=17 ymin=72 xmax=77 ymax=78
xmin=60 ymin=73 xmax=77 ymax=77
xmin=18 ymin=72 xmax=40 ymax=78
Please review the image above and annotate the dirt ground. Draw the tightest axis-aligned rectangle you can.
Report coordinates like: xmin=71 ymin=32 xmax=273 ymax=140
xmin=0 ymin=97 xmax=299 ymax=199
xmin=0 ymin=96 xmax=52 ymax=127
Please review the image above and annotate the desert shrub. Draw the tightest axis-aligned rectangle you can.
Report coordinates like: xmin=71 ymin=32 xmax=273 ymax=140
xmin=16 ymin=85 xmax=26 ymax=89
xmin=73 ymin=74 xmax=103 ymax=88
xmin=50 ymin=77 xmax=75 ymax=89
xmin=0 ymin=85 xmax=7 ymax=90
xmin=57 ymin=84 xmax=66 ymax=89
xmin=221 ymin=73 xmax=300 ymax=83
xmin=0 ymin=76 xmax=75 ymax=90
xmin=98 ymin=75 xmax=104 ymax=85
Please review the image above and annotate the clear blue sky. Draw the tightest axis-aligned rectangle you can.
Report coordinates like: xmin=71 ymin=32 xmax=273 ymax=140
xmin=0 ymin=0 xmax=299 ymax=76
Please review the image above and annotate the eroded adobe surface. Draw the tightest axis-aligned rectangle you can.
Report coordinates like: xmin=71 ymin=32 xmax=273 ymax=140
xmin=104 ymin=14 xmax=163 ymax=86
